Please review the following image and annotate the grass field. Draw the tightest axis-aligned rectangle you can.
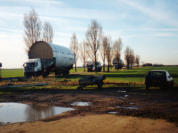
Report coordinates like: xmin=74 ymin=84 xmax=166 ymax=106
xmin=70 ymin=66 xmax=178 ymax=84
xmin=1 ymin=66 xmax=178 ymax=84
xmin=1 ymin=69 xmax=24 ymax=78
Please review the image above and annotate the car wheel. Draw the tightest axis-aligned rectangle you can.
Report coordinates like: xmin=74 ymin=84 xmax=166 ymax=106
xmin=169 ymin=82 xmax=174 ymax=89
xmin=160 ymin=85 xmax=167 ymax=90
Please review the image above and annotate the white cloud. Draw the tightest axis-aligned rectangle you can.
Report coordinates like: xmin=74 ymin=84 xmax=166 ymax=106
xmin=5 ymin=0 xmax=63 ymax=5
xmin=119 ymin=0 xmax=178 ymax=27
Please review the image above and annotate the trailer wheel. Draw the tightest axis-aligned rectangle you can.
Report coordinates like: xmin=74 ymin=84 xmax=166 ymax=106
xmin=146 ymin=84 xmax=149 ymax=90
xmin=98 ymin=82 xmax=103 ymax=89
xmin=63 ymin=70 xmax=69 ymax=76
xmin=55 ymin=71 xmax=61 ymax=76
xmin=25 ymin=73 xmax=32 ymax=78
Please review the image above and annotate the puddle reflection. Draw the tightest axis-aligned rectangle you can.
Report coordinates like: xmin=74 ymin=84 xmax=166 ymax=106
xmin=71 ymin=102 xmax=91 ymax=106
xmin=0 ymin=102 xmax=73 ymax=124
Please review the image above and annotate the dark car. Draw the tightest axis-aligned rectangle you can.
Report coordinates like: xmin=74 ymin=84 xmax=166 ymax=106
xmin=145 ymin=70 xmax=174 ymax=90
xmin=86 ymin=61 xmax=102 ymax=72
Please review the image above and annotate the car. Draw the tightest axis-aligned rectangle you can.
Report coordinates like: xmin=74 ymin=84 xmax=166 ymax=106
xmin=86 ymin=61 xmax=102 ymax=72
xmin=145 ymin=70 xmax=174 ymax=90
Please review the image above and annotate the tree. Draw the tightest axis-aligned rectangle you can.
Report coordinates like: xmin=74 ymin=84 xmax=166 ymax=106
xmin=130 ymin=50 xmax=135 ymax=68
xmin=113 ymin=38 xmax=123 ymax=71
xmin=80 ymin=41 xmax=87 ymax=72
xmin=124 ymin=46 xmax=135 ymax=69
xmin=100 ymin=36 xmax=108 ymax=72
xmin=86 ymin=20 xmax=102 ymax=72
xmin=24 ymin=9 xmax=42 ymax=53
xmin=70 ymin=33 xmax=78 ymax=72
xmin=113 ymin=38 xmax=122 ymax=59
xmin=105 ymin=36 xmax=112 ymax=72
xmin=135 ymin=55 xmax=140 ymax=67
xmin=43 ymin=22 xmax=54 ymax=43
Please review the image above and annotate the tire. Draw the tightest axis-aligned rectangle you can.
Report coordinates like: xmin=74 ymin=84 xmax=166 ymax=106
xmin=55 ymin=71 xmax=61 ymax=76
xmin=98 ymin=82 xmax=103 ymax=89
xmin=160 ymin=85 xmax=167 ymax=90
xmin=25 ymin=73 xmax=32 ymax=78
xmin=77 ymin=86 xmax=83 ymax=90
xmin=146 ymin=84 xmax=149 ymax=90
xmin=170 ymin=82 xmax=174 ymax=89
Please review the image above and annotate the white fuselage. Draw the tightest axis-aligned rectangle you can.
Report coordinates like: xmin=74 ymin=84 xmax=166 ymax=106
xmin=48 ymin=43 xmax=75 ymax=68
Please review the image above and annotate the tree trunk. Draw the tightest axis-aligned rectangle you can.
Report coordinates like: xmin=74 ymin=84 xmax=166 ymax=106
xmin=75 ymin=62 xmax=77 ymax=72
xmin=83 ymin=64 xmax=85 ymax=72
xmin=107 ymin=64 xmax=110 ymax=72
xmin=103 ymin=56 xmax=105 ymax=72
xmin=103 ymin=64 xmax=105 ymax=72
xmin=94 ymin=51 xmax=97 ymax=72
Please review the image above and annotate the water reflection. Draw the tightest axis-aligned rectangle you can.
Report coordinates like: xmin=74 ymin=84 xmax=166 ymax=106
xmin=71 ymin=102 xmax=91 ymax=106
xmin=0 ymin=103 xmax=73 ymax=124
xmin=25 ymin=104 xmax=55 ymax=121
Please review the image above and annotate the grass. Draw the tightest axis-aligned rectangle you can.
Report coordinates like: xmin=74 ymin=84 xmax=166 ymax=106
xmin=70 ymin=66 xmax=178 ymax=84
xmin=1 ymin=66 xmax=178 ymax=85
xmin=1 ymin=69 xmax=24 ymax=78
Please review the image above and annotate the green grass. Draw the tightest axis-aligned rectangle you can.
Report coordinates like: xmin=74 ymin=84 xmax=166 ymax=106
xmin=1 ymin=69 xmax=24 ymax=78
xmin=1 ymin=66 xmax=178 ymax=84
xmin=70 ymin=66 xmax=178 ymax=84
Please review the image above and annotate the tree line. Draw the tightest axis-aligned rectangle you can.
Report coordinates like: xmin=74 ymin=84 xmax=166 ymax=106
xmin=70 ymin=20 xmax=140 ymax=72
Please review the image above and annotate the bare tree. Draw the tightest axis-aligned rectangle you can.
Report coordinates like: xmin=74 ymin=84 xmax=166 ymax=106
xmin=124 ymin=46 xmax=135 ymax=69
xmin=125 ymin=46 xmax=131 ymax=69
xmin=70 ymin=33 xmax=78 ymax=72
xmin=43 ymin=22 xmax=53 ymax=43
xmin=130 ymin=50 xmax=135 ymax=68
xmin=135 ymin=55 xmax=140 ymax=67
xmin=86 ymin=20 xmax=102 ymax=72
xmin=100 ymin=36 xmax=108 ymax=72
xmin=24 ymin=9 xmax=42 ymax=53
xmin=105 ymin=36 xmax=112 ymax=72
xmin=113 ymin=38 xmax=123 ymax=71
xmin=113 ymin=38 xmax=122 ymax=59
xmin=80 ymin=41 xmax=87 ymax=72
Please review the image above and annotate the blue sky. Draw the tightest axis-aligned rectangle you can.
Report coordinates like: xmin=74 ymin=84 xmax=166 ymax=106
xmin=0 ymin=0 xmax=178 ymax=68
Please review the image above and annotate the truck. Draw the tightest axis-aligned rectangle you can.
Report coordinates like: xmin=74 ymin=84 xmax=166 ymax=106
xmin=23 ymin=41 xmax=75 ymax=77
xmin=86 ymin=61 xmax=102 ymax=72
xmin=112 ymin=58 xmax=124 ymax=70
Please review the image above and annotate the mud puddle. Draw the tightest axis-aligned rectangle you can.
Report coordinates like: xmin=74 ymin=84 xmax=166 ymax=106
xmin=71 ymin=102 xmax=91 ymax=106
xmin=117 ymin=105 xmax=139 ymax=110
xmin=0 ymin=102 xmax=74 ymax=124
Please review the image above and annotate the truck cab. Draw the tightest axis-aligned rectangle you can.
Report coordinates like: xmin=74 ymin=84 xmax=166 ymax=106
xmin=23 ymin=58 xmax=42 ymax=77
xmin=24 ymin=58 xmax=55 ymax=78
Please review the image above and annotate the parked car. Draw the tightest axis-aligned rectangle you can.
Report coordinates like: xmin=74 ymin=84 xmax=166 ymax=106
xmin=145 ymin=70 xmax=174 ymax=90
xmin=86 ymin=61 xmax=102 ymax=72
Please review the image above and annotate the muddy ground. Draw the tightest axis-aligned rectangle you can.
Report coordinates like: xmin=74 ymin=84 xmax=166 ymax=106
xmin=0 ymin=84 xmax=178 ymax=123
xmin=0 ymin=81 xmax=178 ymax=132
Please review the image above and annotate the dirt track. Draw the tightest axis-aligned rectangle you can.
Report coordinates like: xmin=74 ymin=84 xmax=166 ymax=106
xmin=1 ymin=114 xmax=178 ymax=133
xmin=0 ymin=85 xmax=178 ymax=132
